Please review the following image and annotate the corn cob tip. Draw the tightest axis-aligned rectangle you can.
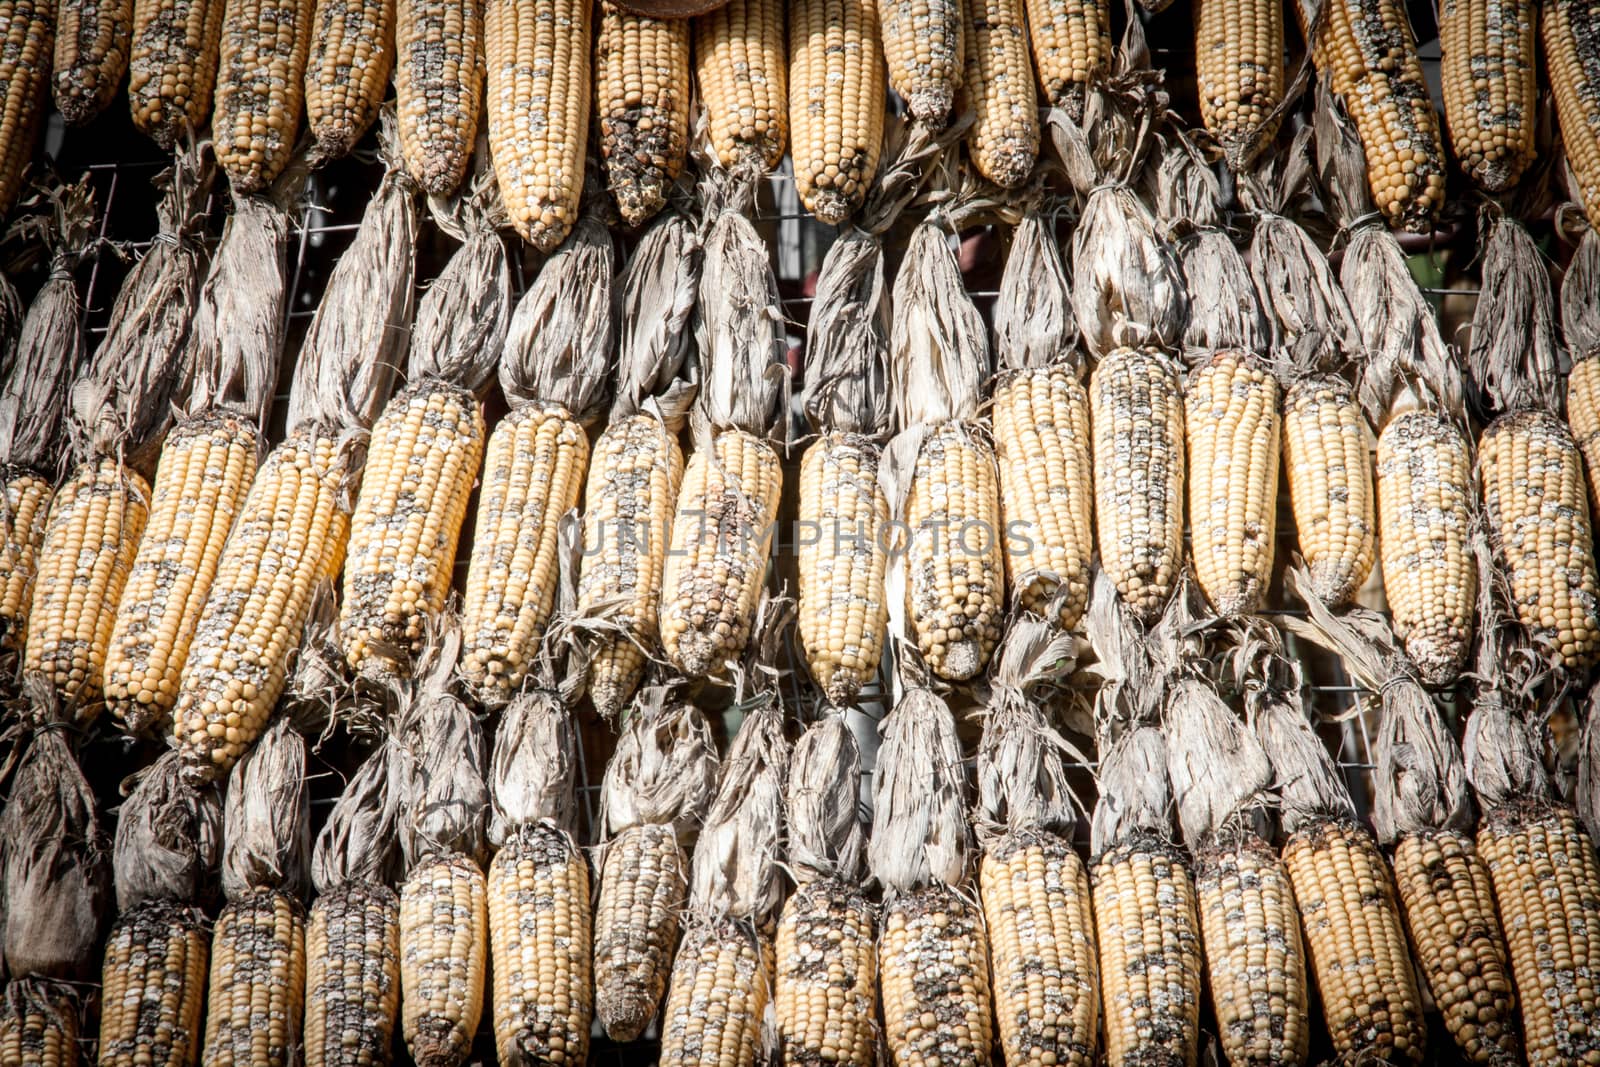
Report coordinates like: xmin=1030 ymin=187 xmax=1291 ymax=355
xmin=1305 ymin=559 xmax=1364 ymax=609
xmin=907 ymin=91 xmax=955 ymax=129
xmin=817 ymin=670 xmax=866 ymax=710
xmin=309 ymin=126 xmax=367 ymax=168
xmin=409 ymin=1019 xmax=470 ymax=1067
xmin=1404 ymin=633 xmax=1470 ymax=689
xmin=611 ymin=180 xmax=671 ymax=230
xmin=935 ymin=637 xmax=985 ymax=682
xmin=597 ymin=992 xmax=655 ymax=1044
xmin=806 ymin=188 xmax=856 ymax=227
xmin=1050 ymin=85 xmax=1087 ymax=125
xmin=668 ymin=635 xmax=721 ymax=679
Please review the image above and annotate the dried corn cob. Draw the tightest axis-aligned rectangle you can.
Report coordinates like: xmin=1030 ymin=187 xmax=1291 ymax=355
xmin=1023 ymin=0 xmax=1109 ymax=121
xmin=878 ymin=0 xmax=961 ymax=126
xmin=788 ymin=0 xmax=884 ymax=223
xmin=0 ymin=979 xmax=79 ymax=1067
xmin=304 ymin=0 xmax=394 ymax=161
xmin=393 ymin=0 xmax=483 ymax=196
xmin=98 ymin=902 xmax=210 ymax=1067
xmin=212 ymin=0 xmax=316 ymax=192
xmin=596 ymin=4 xmax=689 ymax=226
xmin=0 ymin=0 xmax=51 ymax=215
xmin=695 ymin=0 xmax=787 ymax=170
xmin=128 ymin=0 xmax=223 ymax=145
xmin=54 ymin=0 xmax=132 ymax=123
xmin=963 ymin=0 xmax=1037 ymax=186
xmin=660 ymin=918 xmax=774 ymax=1067
xmin=1546 ymin=0 xmax=1600 ymax=225
xmin=1194 ymin=0 xmax=1283 ymax=169
xmin=1283 ymin=375 xmax=1376 ymax=604
xmin=1438 ymin=0 xmax=1536 ymax=192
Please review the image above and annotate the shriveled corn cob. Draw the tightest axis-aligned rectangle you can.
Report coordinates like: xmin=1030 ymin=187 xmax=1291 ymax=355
xmin=0 ymin=471 xmax=54 ymax=648
xmin=1194 ymin=0 xmax=1284 ymax=169
xmin=1375 ymin=409 xmax=1476 ymax=686
xmin=173 ymin=427 xmax=352 ymax=783
xmin=483 ymin=0 xmax=590 ymax=250
xmin=304 ymin=882 xmax=402 ymax=1067
xmin=775 ymin=880 xmax=876 ymax=1067
xmin=594 ymin=822 xmax=689 ymax=1041
xmin=880 ymin=885 xmax=992 ymax=1067
xmin=401 ymin=853 xmax=487 ymax=1067
xmin=981 ymin=828 xmax=1099 ymax=1067
xmin=24 ymin=457 xmax=151 ymax=711
xmin=579 ymin=415 xmax=684 ymax=721
xmin=104 ymin=412 xmax=258 ymax=732
xmin=1546 ymin=0 xmax=1600 ymax=225
xmin=659 ymin=918 xmax=773 ymax=1067
xmin=393 ymin=0 xmax=483 ymax=196
xmin=596 ymin=4 xmax=689 ymax=227
xmin=489 ymin=823 xmax=593 ymax=1067
xmin=1282 ymin=375 xmax=1377 ymax=606
xmin=695 ymin=0 xmax=787 ymax=170
xmin=0 ymin=0 xmax=51 ymax=214
xmin=1479 ymin=408 xmax=1600 ymax=672
xmin=660 ymin=429 xmax=784 ymax=679
xmin=1570 ymin=354 xmax=1600 ymax=519
xmin=211 ymin=0 xmax=315 ymax=192
xmin=1283 ymin=818 xmax=1427 ymax=1065
xmin=1090 ymin=345 xmax=1185 ymax=625
xmin=992 ymin=367 xmax=1093 ymax=630
xmin=1393 ymin=829 xmax=1521 ymax=1065
xmin=1022 ymin=0 xmax=1109 ymax=121
xmin=54 ymin=0 xmax=132 ymax=123
xmin=128 ymin=0 xmax=223 ymax=146
xmin=97 ymin=901 xmax=209 ymax=1067
xmin=797 ymin=432 xmax=888 ymax=706
xmin=0 ymin=980 xmax=79 ymax=1067
xmin=963 ymin=0 xmax=1037 ymax=188
xmin=788 ymin=0 xmax=885 ymax=224
xmin=1186 ymin=349 xmax=1280 ymax=618
xmin=878 ymin=0 xmax=962 ymax=127
xmin=341 ymin=380 xmax=484 ymax=679
xmin=200 ymin=889 xmax=307 ymax=1067
xmin=1298 ymin=0 xmax=1447 ymax=232
xmin=1438 ymin=0 xmax=1536 ymax=192
xmin=304 ymin=0 xmax=395 ymax=160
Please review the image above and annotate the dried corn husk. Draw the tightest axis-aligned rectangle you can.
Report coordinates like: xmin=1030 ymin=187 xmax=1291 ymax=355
xmin=696 ymin=199 xmax=788 ymax=443
xmin=689 ymin=697 xmax=789 ymax=926
xmin=406 ymin=179 xmax=511 ymax=391
xmin=1164 ymin=675 xmax=1273 ymax=846
xmin=1083 ymin=570 xmax=1163 ymax=727
xmin=599 ymin=687 xmax=719 ymax=845
xmin=68 ymin=145 xmax=214 ymax=472
xmin=0 ymin=272 xmax=22 ymax=382
xmin=1563 ymin=230 xmax=1600 ymax=359
xmin=1579 ymin=688 xmax=1600 ymax=842
xmin=869 ymin=688 xmax=969 ymax=893
xmin=112 ymin=750 xmax=223 ymax=910
xmin=489 ymin=686 xmax=577 ymax=848
xmin=287 ymin=117 xmax=419 ymax=436
xmin=221 ymin=716 xmax=311 ymax=900
xmin=395 ymin=626 xmax=488 ymax=868
xmin=610 ymin=214 xmax=701 ymax=428
xmin=310 ymin=734 xmax=406 ymax=894
xmin=1468 ymin=213 xmax=1565 ymax=416
xmin=1089 ymin=726 xmax=1172 ymax=857
xmin=890 ymin=221 xmax=989 ymax=431
xmin=787 ymin=716 xmax=865 ymax=885
xmin=500 ymin=213 xmax=616 ymax=420
xmin=994 ymin=211 xmax=1083 ymax=377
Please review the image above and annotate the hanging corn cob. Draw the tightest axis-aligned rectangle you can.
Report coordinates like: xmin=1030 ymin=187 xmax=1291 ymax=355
xmin=596 ymin=3 xmax=689 ymax=226
xmin=201 ymin=718 xmax=312 ymax=1067
xmin=1564 ymin=230 xmax=1600 ymax=518
xmin=788 ymin=0 xmax=885 ymax=223
xmin=1438 ymin=0 xmax=1536 ymax=192
xmin=106 ymin=167 xmax=301 ymax=734
xmin=660 ymin=181 xmax=787 ymax=679
xmin=483 ymin=0 xmax=589 ymax=248
xmin=1294 ymin=0 xmax=1446 ymax=232
xmin=128 ymin=0 xmax=223 ymax=144
xmin=393 ymin=0 xmax=482 ymax=196
xmin=0 ymin=0 xmax=54 ymax=215
xmin=0 ymin=978 xmax=80 ymax=1067
xmin=26 ymin=152 xmax=214 ymax=718
xmin=593 ymin=688 xmax=719 ymax=1040
xmin=1193 ymin=0 xmax=1283 ymax=169
xmin=305 ymin=725 xmax=406 ymax=1067
xmin=882 ymin=221 xmax=1002 ymax=680
xmin=1546 ymin=0 xmax=1600 ymax=226
xmin=397 ymin=628 xmax=491 ymax=1067
xmin=1082 ymin=578 xmax=1202 ymax=1067
xmin=695 ymin=0 xmax=787 ymax=170
xmin=98 ymin=752 xmax=223 ymax=1067
xmin=878 ymin=0 xmax=961 ymax=127
xmin=962 ymin=0 xmax=1036 ymax=186
xmin=579 ymin=215 xmax=698 ymax=721
xmin=1244 ymin=623 xmax=1429 ymax=1067
xmin=304 ymin=0 xmax=395 ymax=161
xmin=991 ymin=212 xmax=1093 ymax=631
xmin=211 ymin=0 xmax=316 ymax=191
xmin=173 ymin=127 xmax=416 ymax=783
xmin=461 ymin=213 xmax=612 ymax=707
xmin=0 ymin=180 xmax=94 ymax=650
xmin=1318 ymin=88 xmax=1476 ymax=684
xmin=660 ymin=681 xmax=790 ymax=1067
xmin=975 ymin=620 xmax=1099 ymax=1067
xmin=1468 ymin=214 xmax=1600 ymax=674
xmin=54 ymin=0 xmax=132 ymax=123
xmin=340 ymin=183 xmax=510 ymax=681
xmin=775 ymin=716 xmax=875 ymax=1067
xmin=1023 ymin=0 xmax=1109 ymax=122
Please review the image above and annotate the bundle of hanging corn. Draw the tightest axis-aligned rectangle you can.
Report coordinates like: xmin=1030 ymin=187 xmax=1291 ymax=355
xmin=1241 ymin=622 xmax=1429 ymax=1067
xmin=659 ymin=172 xmax=788 ymax=679
xmin=98 ymin=752 xmax=224 ymax=1067
xmin=24 ymin=150 xmax=214 ymax=717
xmin=596 ymin=3 xmax=692 ymax=226
xmin=173 ymin=119 xmax=417 ymax=783
xmin=974 ymin=619 xmax=1100 ymax=1067
xmin=54 ymin=0 xmax=133 ymax=124
xmin=659 ymin=667 xmax=790 ymax=1067
xmin=1054 ymin=87 xmax=1188 ymax=624
xmin=1467 ymin=213 xmax=1600 ymax=675
xmin=0 ymin=680 xmax=113 ymax=1066
xmin=774 ymin=715 xmax=875 ymax=1067
xmin=340 ymin=180 xmax=512 ymax=682
xmin=1564 ymin=229 xmax=1600 ymax=513
xmin=592 ymin=687 xmax=719 ymax=1040
xmin=304 ymin=0 xmax=395 ymax=162
xmin=0 ymin=179 xmax=95 ymax=650
xmin=460 ymin=208 xmax=612 ymax=708
xmin=1082 ymin=576 xmax=1201 ymax=1067
xmin=304 ymin=722 xmax=407 ymax=1067
xmin=1316 ymin=88 xmax=1477 ymax=686
xmin=105 ymin=163 xmax=305 ymax=734
xmin=485 ymin=658 xmax=593 ymax=1066
xmin=990 ymin=210 xmax=1093 ymax=631
xmin=201 ymin=718 xmax=313 ymax=1067
xmin=578 ymin=214 xmax=699 ymax=722
xmin=1241 ymin=129 xmax=1375 ymax=607
xmin=1159 ymin=586 xmax=1312 ymax=1067
xmin=1156 ymin=142 xmax=1279 ymax=618
xmin=1288 ymin=573 xmax=1513 ymax=1064
xmin=396 ymin=627 xmax=492 ymax=1067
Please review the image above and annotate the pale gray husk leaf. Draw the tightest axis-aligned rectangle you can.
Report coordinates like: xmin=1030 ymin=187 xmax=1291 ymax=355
xmin=802 ymin=229 xmax=891 ymax=436
xmin=501 ymin=214 xmax=616 ymax=419
xmin=489 ymin=688 xmax=576 ymax=850
xmin=0 ymin=271 xmax=23 ymax=384
xmin=611 ymin=213 xmax=701 ymax=427
xmin=1084 ymin=571 xmax=1164 ymax=731
xmin=688 ymin=697 xmax=789 ymax=925
xmin=1154 ymin=139 xmax=1223 ymax=235
xmin=696 ymin=207 xmax=787 ymax=440
xmin=310 ymin=738 xmax=406 ymax=893
xmin=1164 ymin=677 xmax=1273 ymax=847
xmin=1090 ymin=725 xmax=1173 ymax=856
xmin=406 ymin=179 xmax=511 ymax=391
xmin=396 ymin=625 xmax=488 ymax=867
xmin=1070 ymin=183 xmax=1188 ymax=358
xmin=112 ymin=750 xmax=223 ymax=910
xmin=786 ymin=716 xmax=865 ymax=885
xmin=890 ymin=222 xmax=989 ymax=429
xmin=868 ymin=688 xmax=969 ymax=892
xmin=221 ymin=716 xmax=311 ymax=901
xmin=1579 ymin=692 xmax=1600 ymax=843
xmin=1468 ymin=699 xmax=1549 ymax=813
xmin=1249 ymin=214 xmax=1358 ymax=375
xmin=1251 ymin=696 xmax=1358 ymax=835
xmin=994 ymin=212 xmax=1082 ymax=376
xmin=1467 ymin=214 xmax=1565 ymax=415
xmin=1563 ymin=230 xmax=1600 ymax=360
xmin=1180 ymin=229 xmax=1266 ymax=357
xmin=600 ymin=687 xmax=720 ymax=841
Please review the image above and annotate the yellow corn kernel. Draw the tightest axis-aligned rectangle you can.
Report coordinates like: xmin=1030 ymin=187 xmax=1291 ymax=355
xmin=963 ymin=0 xmax=1038 ymax=187
xmin=788 ymin=0 xmax=886 ymax=224
xmin=880 ymin=884 xmax=993 ymax=1067
xmin=1282 ymin=375 xmax=1376 ymax=606
xmin=128 ymin=0 xmax=224 ymax=146
xmin=54 ymin=0 xmax=133 ymax=124
xmin=775 ymin=879 xmax=877 ymax=1067
xmin=304 ymin=0 xmax=396 ymax=160
xmin=659 ymin=919 xmax=773 ymax=1067
xmin=1022 ymin=0 xmax=1110 ymax=121
xmin=1193 ymin=0 xmax=1284 ymax=169
xmin=1438 ymin=0 xmax=1537 ymax=192
xmin=394 ymin=0 xmax=484 ymax=196
xmin=0 ymin=470 xmax=53 ymax=649
xmin=878 ymin=0 xmax=963 ymax=126
xmin=211 ymin=0 xmax=316 ymax=192
xmin=1546 ymin=0 xmax=1600 ymax=228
